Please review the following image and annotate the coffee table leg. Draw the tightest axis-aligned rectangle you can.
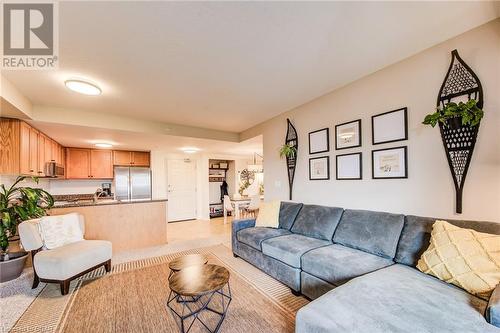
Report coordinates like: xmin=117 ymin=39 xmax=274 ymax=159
xmin=167 ymin=282 xmax=232 ymax=333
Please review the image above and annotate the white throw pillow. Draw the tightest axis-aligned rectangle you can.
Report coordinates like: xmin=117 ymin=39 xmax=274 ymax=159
xmin=255 ymin=201 xmax=280 ymax=228
xmin=38 ymin=213 xmax=84 ymax=249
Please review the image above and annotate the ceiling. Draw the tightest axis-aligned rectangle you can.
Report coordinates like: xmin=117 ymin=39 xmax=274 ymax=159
xmin=29 ymin=121 xmax=263 ymax=156
xmin=3 ymin=1 xmax=499 ymax=133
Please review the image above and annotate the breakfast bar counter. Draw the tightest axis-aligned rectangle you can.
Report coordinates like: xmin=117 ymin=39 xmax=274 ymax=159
xmin=50 ymin=199 xmax=168 ymax=253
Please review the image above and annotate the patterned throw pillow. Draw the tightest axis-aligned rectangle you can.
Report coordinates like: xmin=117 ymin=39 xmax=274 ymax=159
xmin=38 ymin=213 xmax=84 ymax=249
xmin=255 ymin=201 xmax=280 ymax=228
xmin=417 ymin=220 xmax=500 ymax=300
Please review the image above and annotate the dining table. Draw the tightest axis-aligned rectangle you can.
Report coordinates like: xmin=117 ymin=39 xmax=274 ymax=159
xmin=224 ymin=196 xmax=264 ymax=223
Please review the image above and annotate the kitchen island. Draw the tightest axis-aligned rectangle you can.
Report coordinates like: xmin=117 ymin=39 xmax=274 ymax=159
xmin=50 ymin=199 xmax=168 ymax=253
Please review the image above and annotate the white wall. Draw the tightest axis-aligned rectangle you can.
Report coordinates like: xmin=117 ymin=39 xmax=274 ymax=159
xmin=241 ymin=19 xmax=500 ymax=221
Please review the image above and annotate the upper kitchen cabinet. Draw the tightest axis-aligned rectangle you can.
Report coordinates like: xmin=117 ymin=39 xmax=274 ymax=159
xmin=65 ymin=148 xmax=90 ymax=179
xmin=0 ymin=118 xmax=63 ymax=176
xmin=66 ymin=148 xmax=113 ymax=179
xmin=90 ymin=149 xmax=113 ymax=178
xmin=113 ymin=150 xmax=150 ymax=167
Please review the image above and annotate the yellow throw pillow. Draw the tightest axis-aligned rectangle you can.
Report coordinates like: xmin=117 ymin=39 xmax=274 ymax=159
xmin=417 ymin=220 xmax=500 ymax=299
xmin=255 ymin=201 xmax=280 ymax=228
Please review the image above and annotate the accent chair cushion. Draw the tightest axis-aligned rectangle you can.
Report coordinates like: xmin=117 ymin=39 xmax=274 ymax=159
xmin=278 ymin=201 xmax=303 ymax=230
xmin=34 ymin=240 xmax=112 ymax=280
xmin=255 ymin=201 xmax=280 ymax=228
xmin=38 ymin=213 xmax=84 ymax=249
xmin=296 ymin=264 xmax=494 ymax=333
xmin=301 ymin=244 xmax=393 ymax=286
xmin=333 ymin=209 xmax=404 ymax=259
xmin=261 ymin=234 xmax=330 ymax=268
xmin=395 ymin=215 xmax=500 ymax=267
xmin=417 ymin=220 xmax=500 ymax=300
xmin=290 ymin=205 xmax=343 ymax=241
xmin=237 ymin=227 xmax=291 ymax=251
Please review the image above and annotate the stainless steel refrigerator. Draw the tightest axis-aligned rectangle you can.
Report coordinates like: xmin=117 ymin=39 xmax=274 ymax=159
xmin=114 ymin=167 xmax=152 ymax=201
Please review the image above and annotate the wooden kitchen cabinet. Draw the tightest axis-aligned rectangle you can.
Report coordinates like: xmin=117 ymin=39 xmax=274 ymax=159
xmin=112 ymin=150 xmax=132 ymax=166
xmin=29 ymin=127 xmax=39 ymax=176
xmin=113 ymin=150 xmax=150 ymax=166
xmin=90 ymin=149 xmax=113 ymax=178
xmin=66 ymin=148 xmax=113 ymax=179
xmin=65 ymin=148 xmax=90 ymax=179
xmin=19 ymin=121 xmax=31 ymax=174
xmin=0 ymin=118 xmax=64 ymax=176
xmin=132 ymin=151 xmax=150 ymax=166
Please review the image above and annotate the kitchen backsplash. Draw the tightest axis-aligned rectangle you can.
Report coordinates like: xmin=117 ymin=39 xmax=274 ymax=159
xmin=0 ymin=176 xmax=113 ymax=196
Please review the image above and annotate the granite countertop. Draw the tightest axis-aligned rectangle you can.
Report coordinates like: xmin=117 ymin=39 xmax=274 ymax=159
xmin=52 ymin=198 xmax=168 ymax=208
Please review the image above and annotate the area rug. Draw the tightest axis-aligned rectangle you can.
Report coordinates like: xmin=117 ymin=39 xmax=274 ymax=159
xmin=11 ymin=244 xmax=308 ymax=332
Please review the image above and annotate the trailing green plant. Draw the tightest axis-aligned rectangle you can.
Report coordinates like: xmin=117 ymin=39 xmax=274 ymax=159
xmin=422 ymin=99 xmax=484 ymax=128
xmin=279 ymin=143 xmax=297 ymax=159
xmin=0 ymin=176 xmax=54 ymax=252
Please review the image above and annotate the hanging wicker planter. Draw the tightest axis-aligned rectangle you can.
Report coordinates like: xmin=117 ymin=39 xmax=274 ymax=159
xmin=436 ymin=50 xmax=483 ymax=214
xmin=284 ymin=119 xmax=298 ymax=200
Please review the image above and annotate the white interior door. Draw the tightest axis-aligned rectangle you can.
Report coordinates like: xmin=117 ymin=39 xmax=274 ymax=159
xmin=167 ymin=159 xmax=197 ymax=222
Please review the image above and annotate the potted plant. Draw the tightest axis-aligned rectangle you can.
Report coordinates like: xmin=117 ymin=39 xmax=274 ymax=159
xmin=0 ymin=176 xmax=53 ymax=282
xmin=422 ymin=99 xmax=484 ymax=129
xmin=279 ymin=143 xmax=297 ymax=159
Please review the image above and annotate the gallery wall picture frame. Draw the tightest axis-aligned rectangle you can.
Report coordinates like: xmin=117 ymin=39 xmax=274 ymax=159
xmin=308 ymin=128 xmax=330 ymax=154
xmin=372 ymin=107 xmax=408 ymax=145
xmin=309 ymin=156 xmax=330 ymax=180
xmin=336 ymin=152 xmax=362 ymax=180
xmin=335 ymin=119 xmax=361 ymax=150
xmin=372 ymin=146 xmax=408 ymax=179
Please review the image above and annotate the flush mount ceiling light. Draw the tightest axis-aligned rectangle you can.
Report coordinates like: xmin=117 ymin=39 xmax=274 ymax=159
xmin=95 ymin=143 xmax=113 ymax=148
xmin=65 ymin=79 xmax=102 ymax=96
xmin=180 ymin=147 xmax=200 ymax=154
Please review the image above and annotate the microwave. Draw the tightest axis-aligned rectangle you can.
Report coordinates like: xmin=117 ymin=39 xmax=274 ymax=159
xmin=44 ymin=162 xmax=65 ymax=178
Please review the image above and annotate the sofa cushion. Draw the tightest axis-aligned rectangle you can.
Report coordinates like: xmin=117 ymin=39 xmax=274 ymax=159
xmin=237 ymin=227 xmax=291 ymax=251
xmin=301 ymin=244 xmax=393 ymax=286
xmin=34 ymin=240 xmax=112 ymax=280
xmin=296 ymin=264 xmax=494 ymax=333
xmin=278 ymin=201 xmax=303 ymax=230
xmin=261 ymin=234 xmax=330 ymax=268
xmin=395 ymin=215 xmax=500 ymax=267
xmin=333 ymin=209 xmax=404 ymax=259
xmin=290 ymin=204 xmax=343 ymax=241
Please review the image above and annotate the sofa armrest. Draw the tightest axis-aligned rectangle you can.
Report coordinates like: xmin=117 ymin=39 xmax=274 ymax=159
xmin=486 ymin=284 xmax=500 ymax=328
xmin=18 ymin=219 xmax=43 ymax=251
xmin=231 ymin=218 xmax=256 ymax=254
xmin=232 ymin=218 xmax=256 ymax=235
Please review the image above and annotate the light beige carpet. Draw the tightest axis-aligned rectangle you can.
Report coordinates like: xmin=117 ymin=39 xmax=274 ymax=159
xmin=11 ymin=245 xmax=308 ymax=333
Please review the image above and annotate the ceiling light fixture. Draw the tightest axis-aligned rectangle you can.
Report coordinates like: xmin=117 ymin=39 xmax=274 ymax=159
xmin=95 ymin=143 xmax=113 ymax=148
xmin=180 ymin=147 xmax=200 ymax=154
xmin=65 ymin=79 xmax=102 ymax=96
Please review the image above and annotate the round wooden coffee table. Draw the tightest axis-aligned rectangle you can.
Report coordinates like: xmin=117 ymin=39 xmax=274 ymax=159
xmin=168 ymin=254 xmax=208 ymax=279
xmin=167 ymin=264 xmax=231 ymax=333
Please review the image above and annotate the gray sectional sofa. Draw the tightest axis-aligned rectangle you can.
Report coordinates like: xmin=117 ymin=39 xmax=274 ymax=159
xmin=231 ymin=202 xmax=500 ymax=332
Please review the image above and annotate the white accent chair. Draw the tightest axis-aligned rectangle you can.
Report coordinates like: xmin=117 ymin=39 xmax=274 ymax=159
xmin=18 ymin=214 xmax=112 ymax=295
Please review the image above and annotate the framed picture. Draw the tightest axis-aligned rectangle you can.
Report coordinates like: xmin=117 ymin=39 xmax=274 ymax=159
xmin=372 ymin=146 xmax=408 ymax=179
xmin=335 ymin=119 xmax=361 ymax=150
xmin=309 ymin=128 xmax=329 ymax=154
xmin=372 ymin=107 xmax=408 ymax=145
xmin=336 ymin=152 xmax=362 ymax=180
xmin=309 ymin=156 xmax=330 ymax=180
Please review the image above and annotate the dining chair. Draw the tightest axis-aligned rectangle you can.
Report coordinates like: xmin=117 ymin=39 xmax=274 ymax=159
xmin=223 ymin=195 xmax=234 ymax=224
xmin=243 ymin=195 xmax=260 ymax=218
